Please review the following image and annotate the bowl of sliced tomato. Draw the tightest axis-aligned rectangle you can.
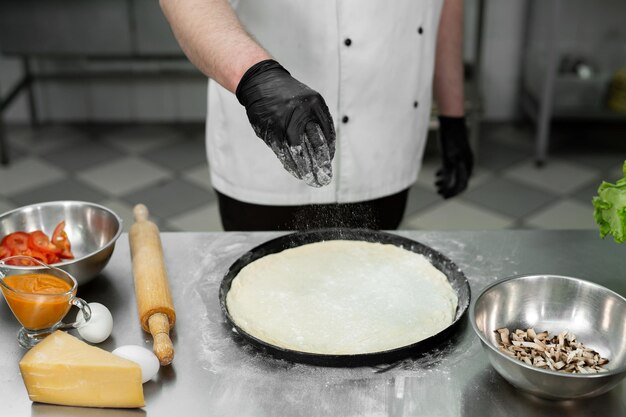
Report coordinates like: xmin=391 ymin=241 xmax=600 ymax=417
xmin=0 ymin=201 xmax=122 ymax=285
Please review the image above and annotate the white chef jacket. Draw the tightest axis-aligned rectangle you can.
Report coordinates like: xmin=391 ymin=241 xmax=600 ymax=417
xmin=206 ymin=0 xmax=444 ymax=205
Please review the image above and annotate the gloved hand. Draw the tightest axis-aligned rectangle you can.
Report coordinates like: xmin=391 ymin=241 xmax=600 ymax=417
xmin=236 ymin=59 xmax=336 ymax=187
xmin=435 ymin=116 xmax=473 ymax=198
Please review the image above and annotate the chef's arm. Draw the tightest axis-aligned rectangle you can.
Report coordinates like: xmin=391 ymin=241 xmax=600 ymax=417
xmin=432 ymin=0 xmax=473 ymax=198
xmin=159 ymin=0 xmax=336 ymax=187
xmin=159 ymin=0 xmax=271 ymax=93
xmin=434 ymin=0 xmax=465 ymax=117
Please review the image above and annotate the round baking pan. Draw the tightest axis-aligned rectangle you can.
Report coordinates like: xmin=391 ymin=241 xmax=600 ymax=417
xmin=219 ymin=228 xmax=471 ymax=367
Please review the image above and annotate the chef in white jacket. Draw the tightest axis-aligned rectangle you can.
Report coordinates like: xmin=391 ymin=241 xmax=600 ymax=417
xmin=160 ymin=0 xmax=473 ymax=230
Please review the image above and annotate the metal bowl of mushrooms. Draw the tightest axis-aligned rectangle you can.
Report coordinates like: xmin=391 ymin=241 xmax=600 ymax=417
xmin=471 ymin=274 xmax=626 ymax=400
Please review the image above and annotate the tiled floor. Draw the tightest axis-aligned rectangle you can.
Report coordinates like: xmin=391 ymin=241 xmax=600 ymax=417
xmin=0 ymin=122 xmax=623 ymax=232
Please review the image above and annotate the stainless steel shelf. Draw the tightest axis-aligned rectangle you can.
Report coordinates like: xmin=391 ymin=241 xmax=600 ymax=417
xmin=521 ymin=0 xmax=626 ymax=166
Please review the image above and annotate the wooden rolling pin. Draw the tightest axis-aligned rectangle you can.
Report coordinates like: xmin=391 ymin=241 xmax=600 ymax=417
xmin=129 ymin=204 xmax=176 ymax=365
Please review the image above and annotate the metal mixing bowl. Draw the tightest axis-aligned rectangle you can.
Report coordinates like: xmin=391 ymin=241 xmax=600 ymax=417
xmin=0 ymin=201 xmax=122 ymax=285
xmin=471 ymin=274 xmax=626 ymax=400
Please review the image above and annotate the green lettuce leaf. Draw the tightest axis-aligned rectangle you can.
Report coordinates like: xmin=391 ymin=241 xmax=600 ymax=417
xmin=593 ymin=161 xmax=626 ymax=243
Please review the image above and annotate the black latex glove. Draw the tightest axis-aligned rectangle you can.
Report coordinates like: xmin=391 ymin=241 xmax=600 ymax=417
xmin=436 ymin=116 xmax=474 ymax=198
xmin=236 ymin=59 xmax=336 ymax=187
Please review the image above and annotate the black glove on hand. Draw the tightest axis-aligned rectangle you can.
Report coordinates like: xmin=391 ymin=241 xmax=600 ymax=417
xmin=236 ymin=59 xmax=336 ymax=187
xmin=436 ymin=116 xmax=474 ymax=198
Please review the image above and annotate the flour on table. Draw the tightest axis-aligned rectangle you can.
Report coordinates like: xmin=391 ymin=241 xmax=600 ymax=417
xmin=226 ymin=240 xmax=458 ymax=355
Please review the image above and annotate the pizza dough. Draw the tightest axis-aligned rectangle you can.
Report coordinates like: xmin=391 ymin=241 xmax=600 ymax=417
xmin=226 ymin=240 xmax=458 ymax=355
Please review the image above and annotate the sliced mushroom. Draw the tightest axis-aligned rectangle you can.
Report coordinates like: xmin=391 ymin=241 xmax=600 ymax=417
xmin=493 ymin=327 xmax=609 ymax=374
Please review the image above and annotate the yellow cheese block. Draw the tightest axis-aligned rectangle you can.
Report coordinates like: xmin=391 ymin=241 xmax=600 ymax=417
xmin=19 ymin=331 xmax=144 ymax=408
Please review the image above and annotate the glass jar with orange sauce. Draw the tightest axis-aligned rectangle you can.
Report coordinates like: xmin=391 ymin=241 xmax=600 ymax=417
xmin=0 ymin=256 xmax=91 ymax=348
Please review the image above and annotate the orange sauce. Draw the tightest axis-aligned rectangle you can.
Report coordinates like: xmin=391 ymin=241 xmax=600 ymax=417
xmin=1 ymin=273 xmax=73 ymax=330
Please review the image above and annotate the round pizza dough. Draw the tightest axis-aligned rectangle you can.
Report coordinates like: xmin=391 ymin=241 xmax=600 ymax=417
xmin=226 ymin=240 xmax=458 ymax=355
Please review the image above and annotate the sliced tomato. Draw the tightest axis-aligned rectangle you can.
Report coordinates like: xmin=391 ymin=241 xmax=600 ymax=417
xmin=3 ymin=247 xmax=39 ymax=265
xmin=52 ymin=221 xmax=74 ymax=259
xmin=9 ymin=247 xmax=29 ymax=257
xmin=45 ymin=252 xmax=61 ymax=264
xmin=58 ymin=250 xmax=73 ymax=259
xmin=0 ymin=245 xmax=10 ymax=260
xmin=1 ymin=222 xmax=74 ymax=265
xmin=4 ymin=256 xmax=37 ymax=266
xmin=28 ymin=249 xmax=48 ymax=264
xmin=28 ymin=230 xmax=60 ymax=255
xmin=2 ymin=232 xmax=30 ymax=253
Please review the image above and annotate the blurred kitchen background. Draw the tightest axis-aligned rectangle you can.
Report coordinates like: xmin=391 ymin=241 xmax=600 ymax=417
xmin=0 ymin=0 xmax=625 ymax=232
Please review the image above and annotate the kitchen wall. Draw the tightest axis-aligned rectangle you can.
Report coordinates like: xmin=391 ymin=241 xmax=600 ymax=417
xmin=0 ymin=58 xmax=29 ymax=122
xmin=0 ymin=58 xmax=209 ymax=123
xmin=479 ymin=0 xmax=527 ymax=121
xmin=0 ymin=0 xmax=207 ymax=123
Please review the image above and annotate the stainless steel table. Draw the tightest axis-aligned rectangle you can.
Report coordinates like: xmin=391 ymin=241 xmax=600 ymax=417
xmin=1 ymin=231 xmax=625 ymax=417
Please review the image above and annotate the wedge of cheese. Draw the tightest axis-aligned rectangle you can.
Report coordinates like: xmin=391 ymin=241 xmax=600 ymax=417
xmin=19 ymin=331 xmax=144 ymax=408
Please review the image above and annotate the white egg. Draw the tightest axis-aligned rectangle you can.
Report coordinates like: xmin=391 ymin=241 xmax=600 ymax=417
xmin=75 ymin=302 xmax=113 ymax=344
xmin=113 ymin=345 xmax=160 ymax=383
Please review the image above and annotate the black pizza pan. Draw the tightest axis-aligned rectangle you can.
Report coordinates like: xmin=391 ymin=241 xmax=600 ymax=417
xmin=219 ymin=228 xmax=471 ymax=367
